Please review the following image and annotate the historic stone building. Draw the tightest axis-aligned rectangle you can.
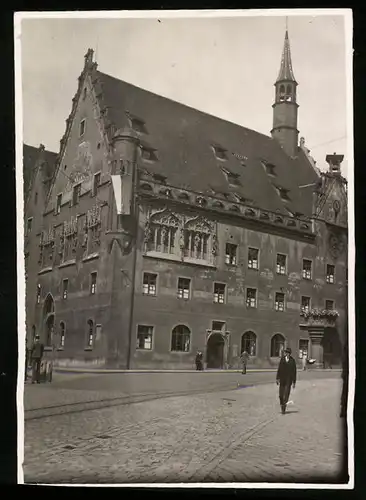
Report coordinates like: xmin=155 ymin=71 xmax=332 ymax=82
xmin=23 ymin=31 xmax=348 ymax=370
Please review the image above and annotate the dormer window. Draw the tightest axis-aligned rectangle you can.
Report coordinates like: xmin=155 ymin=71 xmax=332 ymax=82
xmin=129 ymin=117 xmax=147 ymax=134
xmin=140 ymin=146 xmax=158 ymax=162
xmin=275 ymin=186 xmax=290 ymax=201
xmin=79 ymin=119 xmax=86 ymax=137
xmin=262 ymin=160 xmax=276 ymax=177
xmin=221 ymin=167 xmax=241 ymax=187
xmin=212 ymin=145 xmax=227 ymax=161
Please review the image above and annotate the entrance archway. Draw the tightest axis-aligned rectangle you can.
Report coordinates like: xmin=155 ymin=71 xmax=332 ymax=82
xmin=207 ymin=333 xmax=225 ymax=369
xmin=322 ymin=327 xmax=342 ymax=367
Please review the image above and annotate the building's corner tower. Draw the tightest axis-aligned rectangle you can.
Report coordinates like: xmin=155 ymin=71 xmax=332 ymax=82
xmin=271 ymin=30 xmax=299 ymax=157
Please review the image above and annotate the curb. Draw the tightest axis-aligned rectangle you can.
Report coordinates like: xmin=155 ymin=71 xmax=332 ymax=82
xmin=52 ymin=367 xmax=341 ymax=375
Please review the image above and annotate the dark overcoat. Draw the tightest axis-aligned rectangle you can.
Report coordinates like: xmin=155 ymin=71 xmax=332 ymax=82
xmin=276 ymin=356 xmax=297 ymax=385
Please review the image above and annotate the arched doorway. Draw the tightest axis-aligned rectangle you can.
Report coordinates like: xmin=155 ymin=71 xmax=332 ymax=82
xmin=322 ymin=327 xmax=342 ymax=367
xmin=207 ymin=333 xmax=225 ymax=368
xmin=43 ymin=294 xmax=55 ymax=347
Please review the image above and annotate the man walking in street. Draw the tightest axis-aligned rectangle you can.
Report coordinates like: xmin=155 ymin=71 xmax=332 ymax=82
xmin=31 ymin=335 xmax=44 ymax=384
xmin=302 ymin=350 xmax=307 ymax=371
xmin=276 ymin=347 xmax=297 ymax=414
xmin=240 ymin=350 xmax=249 ymax=374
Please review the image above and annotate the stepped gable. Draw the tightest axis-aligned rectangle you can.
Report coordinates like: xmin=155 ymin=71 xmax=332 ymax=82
xmin=96 ymin=70 xmax=319 ymax=218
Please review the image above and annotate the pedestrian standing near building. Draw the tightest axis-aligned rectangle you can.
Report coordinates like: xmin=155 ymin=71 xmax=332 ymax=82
xmin=302 ymin=350 xmax=307 ymax=371
xmin=195 ymin=350 xmax=203 ymax=371
xmin=276 ymin=347 xmax=297 ymax=414
xmin=240 ymin=350 xmax=249 ymax=374
xmin=31 ymin=335 xmax=44 ymax=384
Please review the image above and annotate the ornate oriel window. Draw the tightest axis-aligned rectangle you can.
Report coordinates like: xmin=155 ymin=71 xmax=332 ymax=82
xmin=144 ymin=209 xmax=217 ymax=265
xmin=171 ymin=325 xmax=191 ymax=352
xmin=145 ymin=210 xmax=179 ymax=255
xmin=82 ymin=203 xmax=102 ymax=257
xmin=39 ymin=226 xmax=56 ymax=268
xmin=60 ymin=217 xmax=78 ymax=263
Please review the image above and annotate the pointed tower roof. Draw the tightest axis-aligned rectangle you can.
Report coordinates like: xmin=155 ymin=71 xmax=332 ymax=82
xmin=276 ymin=30 xmax=296 ymax=83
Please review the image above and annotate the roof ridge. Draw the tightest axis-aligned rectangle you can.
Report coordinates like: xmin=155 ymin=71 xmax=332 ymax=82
xmin=96 ymin=70 xmax=275 ymax=143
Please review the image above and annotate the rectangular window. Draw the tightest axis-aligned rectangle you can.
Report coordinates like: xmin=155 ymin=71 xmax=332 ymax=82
xmin=92 ymin=173 xmax=101 ymax=196
xmin=143 ymin=273 xmax=157 ymax=296
xmin=56 ymin=194 xmax=62 ymax=214
xmin=302 ymin=259 xmax=312 ymax=280
xmin=276 ymin=254 xmax=287 ymax=275
xmin=79 ymin=119 xmax=86 ymax=137
xmin=72 ymin=184 xmax=81 ymax=206
xmin=326 ymin=264 xmax=335 ymax=284
xmin=136 ymin=325 xmax=153 ymax=350
xmin=299 ymin=339 xmax=309 ymax=359
xmin=301 ymin=296 xmax=311 ymax=314
xmin=62 ymin=279 xmax=68 ymax=300
xmin=177 ymin=278 xmax=190 ymax=300
xmin=214 ymin=283 xmax=226 ymax=304
xmin=325 ymin=299 xmax=334 ymax=310
xmin=275 ymin=292 xmax=285 ymax=311
xmin=212 ymin=321 xmax=226 ymax=333
xmin=225 ymin=243 xmax=237 ymax=265
xmin=36 ymin=284 xmax=41 ymax=304
xmin=90 ymin=272 xmax=97 ymax=295
xmin=246 ymin=288 xmax=257 ymax=308
xmin=248 ymin=248 xmax=259 ymax=269
xmin=26 ymin=217 xmax=33 ymax=235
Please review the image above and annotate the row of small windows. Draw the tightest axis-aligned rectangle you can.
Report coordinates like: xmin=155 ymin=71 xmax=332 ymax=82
xmin=36 ymin=272 xmax=97 ymax=303
xmin=225 ymin=245 xmax=336 ymax=281
xmin=142 ymin=272 xmax=335 ymax=311
xmin=43 ymin=319 xmax=100 ymax=349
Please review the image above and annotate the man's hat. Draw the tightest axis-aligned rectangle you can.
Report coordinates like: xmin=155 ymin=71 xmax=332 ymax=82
xmin=285 ymin=347 xmax=292 ymax=354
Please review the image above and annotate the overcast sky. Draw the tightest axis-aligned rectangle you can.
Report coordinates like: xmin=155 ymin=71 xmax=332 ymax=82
xmin=19 ymin=11 xmax=351 ymax=177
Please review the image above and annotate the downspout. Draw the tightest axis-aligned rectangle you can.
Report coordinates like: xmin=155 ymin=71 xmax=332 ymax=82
xmin=126 ymin=143 xmax=139 ymax=370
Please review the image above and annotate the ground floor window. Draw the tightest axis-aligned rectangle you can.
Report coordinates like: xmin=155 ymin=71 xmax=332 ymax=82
xmin=171 ymin=325 xmax=191 ymax=352
xmin=241 ymin=331 xmax=257 ymax=356
xmin=271 ymin=334 xmax=285 ymax=357
xmin=137 ymin=325 xmax=153 ymax=350
xmin=87 ymin=319 xmax=94 ymax=347
xmin=59 ymin=321 xmax=65 ymax=348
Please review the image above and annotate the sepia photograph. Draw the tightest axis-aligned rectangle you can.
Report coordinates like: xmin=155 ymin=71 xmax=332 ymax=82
xmin=16 ymin=9 xmax=354 ymax=487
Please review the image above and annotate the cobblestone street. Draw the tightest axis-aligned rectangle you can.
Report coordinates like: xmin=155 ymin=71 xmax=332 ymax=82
xmin=23 ymin=375 xmax=344 ymax=485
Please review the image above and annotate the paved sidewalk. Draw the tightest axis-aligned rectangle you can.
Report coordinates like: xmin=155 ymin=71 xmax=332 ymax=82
xmin=23 ymin=377 xmax=344 ymax=485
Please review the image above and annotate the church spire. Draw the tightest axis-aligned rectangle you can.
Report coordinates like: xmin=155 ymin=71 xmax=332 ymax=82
xmin=276 ymin=30 xmax=296 ymax=83
xmin=271 ymin=28 xmax=299 ymax=158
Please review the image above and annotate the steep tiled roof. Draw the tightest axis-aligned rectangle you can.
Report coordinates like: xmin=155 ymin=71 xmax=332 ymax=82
xmin=23 ymin=144 xmax=39 ymax=196
xmin=97 ymin=70 xmax=319 ymax=217
xmin=23 ymin=144 xmax=58 ymax=199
